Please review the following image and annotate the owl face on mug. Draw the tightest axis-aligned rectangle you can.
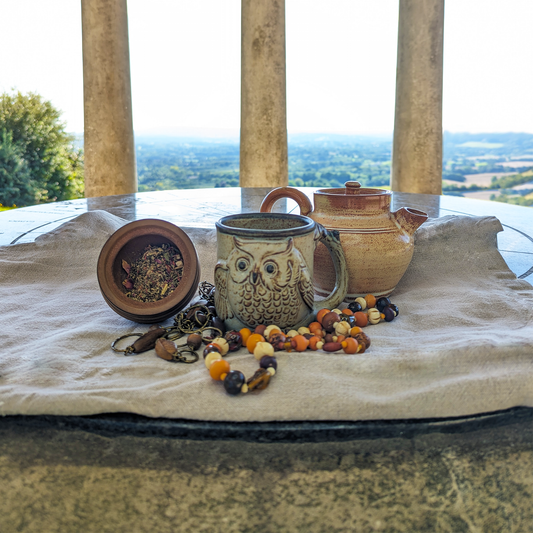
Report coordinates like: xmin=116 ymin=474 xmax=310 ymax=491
xmin=214 ymin=236 xmax=314 ymax=329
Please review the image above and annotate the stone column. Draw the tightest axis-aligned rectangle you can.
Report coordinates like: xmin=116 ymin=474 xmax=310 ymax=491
xmin=391 ymin=0 xmax=444 ymax=195
xmin=81 ymin=0 xmax=136 ymax=197
xmin=240 ymin=0 xmax=288 ymax=188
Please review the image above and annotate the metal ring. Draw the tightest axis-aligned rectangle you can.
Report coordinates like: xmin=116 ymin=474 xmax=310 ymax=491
xmin=111 ymin=333 xmax=142 ymax=353
xmin=172 ymin=347 xmax=199 ymax=364
xmin=201 ymin=327 xmax=223 ymax=343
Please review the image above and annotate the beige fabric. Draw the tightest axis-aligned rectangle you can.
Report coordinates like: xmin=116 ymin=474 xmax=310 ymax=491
xmin=1 ymin=210 xmax=532 ymax=421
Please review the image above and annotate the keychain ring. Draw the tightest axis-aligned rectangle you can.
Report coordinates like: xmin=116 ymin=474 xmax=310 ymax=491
xmin=111 ymin=333 xmax=142 ymax=353
xmin=172 ymin=347 xmax=199 ymax=364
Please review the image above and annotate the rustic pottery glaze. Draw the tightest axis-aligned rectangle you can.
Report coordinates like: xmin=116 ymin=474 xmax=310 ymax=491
xmin=260 ymin=182 xmax=428 ymax=298
xmin=215 ymin=213 xmax=348 ymax=331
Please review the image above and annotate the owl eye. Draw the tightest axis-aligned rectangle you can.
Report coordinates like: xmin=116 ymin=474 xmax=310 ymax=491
xmin=264 ymin=262 xmax=277 ymax=275
xmin=237 ymin=258 xmax=249 ymax=271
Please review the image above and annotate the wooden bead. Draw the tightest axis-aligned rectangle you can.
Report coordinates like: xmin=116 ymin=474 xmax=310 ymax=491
xmin=353 ymin=311 xmax=368 ymax=327
xmin=290 ymin=334 xmax=309 ymax=352
xmin=316 ymin=308 xmax=331 ymax=325
xmin=354 ymin=297 xmax=367 ymax=311
xmin=367 ymin=308 xmax=381 ymax=325
xmin=205 ymin=352 xmax=222 ymax=369
xmin=323 ymin=342 xmax=342 ymax=352
xmin=209 ymin=359 xmax=231 ymax=380
xmin=341 ymin=338 xmax=359 ymax=354
xmin=365 ymin=294 xmax=377 ymax=308
xmin=246 ymin=333 xmax=265 ymax=353
xmin=211 ymin=337 xmax=229 ymax=355
xmin=253 ymin=341 xmax=274 ymax=360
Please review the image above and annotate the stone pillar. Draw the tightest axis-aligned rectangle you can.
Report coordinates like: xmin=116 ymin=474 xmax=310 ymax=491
xmin=391 ymin=0 xmax=444 ymax=195
xmin=240 ymin=0 xmax=288 ymax=188
xmin=81 ymin=0 xmax=136 ymax=197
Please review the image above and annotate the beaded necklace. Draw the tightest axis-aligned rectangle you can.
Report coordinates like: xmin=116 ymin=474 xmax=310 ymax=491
xmin=111 ymin=283 xmax=399 ymax=396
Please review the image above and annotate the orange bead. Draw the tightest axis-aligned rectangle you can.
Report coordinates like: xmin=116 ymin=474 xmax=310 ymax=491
xmin=308 ymin=321 xmax=322 ymax=333
xmin=365 ymin=294 xmax=377 ymax=308
xmin=308 ymin=335 xmax=322 ymax=351
xmin=209 ymin=359 xmax=231 ymax=380
xmin=290 ymin=334 xmax=310 ymax=352
xmin=336 ymin=334 xmax=346 ymax=343
xmin=246 ymin=333 xmax=265 ymax=353
xmin=354 ymin=312 xmax=368 ymax=327
xmin=341 ymin=338 xmax=359 ymax=354
xmin=239 ymin=328 xmax=252 ymax=345
xmin=341 ymin=308 xmax=354 ymax=316
xmin=316 ymin=308 xmax=331 ymax=325
xmin=349 ymin=326 xmax=363 ymax=337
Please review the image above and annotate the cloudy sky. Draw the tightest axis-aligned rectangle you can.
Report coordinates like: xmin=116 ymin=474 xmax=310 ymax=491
xmin=1 ymin=0 xmax=532 ymax=136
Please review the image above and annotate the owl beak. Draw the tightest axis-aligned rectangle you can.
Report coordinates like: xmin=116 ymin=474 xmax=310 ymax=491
xmin=251 ymin=270 xmax=259 ymax=285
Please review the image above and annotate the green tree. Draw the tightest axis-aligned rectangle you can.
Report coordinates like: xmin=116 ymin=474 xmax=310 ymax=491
xmin=0 ymin=130 xmax=35 ymax=206
xmin=0 ymin=91 xmax=84 ymax=206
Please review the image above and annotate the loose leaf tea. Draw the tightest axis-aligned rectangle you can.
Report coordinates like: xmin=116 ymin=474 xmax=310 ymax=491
xmin=122 ymin=243 xmax=184 ymax=302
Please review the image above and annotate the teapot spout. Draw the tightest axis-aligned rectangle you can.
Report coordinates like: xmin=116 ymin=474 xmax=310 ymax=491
xmin=393 ymin=207 xmax=428 ymax=235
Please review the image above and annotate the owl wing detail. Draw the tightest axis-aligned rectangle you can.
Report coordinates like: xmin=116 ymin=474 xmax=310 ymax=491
xmin=298 ymin=263 xmax=315 ymax=311
xmin=214 ymin=262 xmax=233 ymax=320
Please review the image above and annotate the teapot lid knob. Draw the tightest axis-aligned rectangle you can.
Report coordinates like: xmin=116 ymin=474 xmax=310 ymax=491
xmin=345 ymin=181 xmax=361 ymax=194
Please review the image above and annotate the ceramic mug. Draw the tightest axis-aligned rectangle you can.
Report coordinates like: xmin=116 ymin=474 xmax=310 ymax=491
xmin=214 ymin=212 xmax=348 ymax=331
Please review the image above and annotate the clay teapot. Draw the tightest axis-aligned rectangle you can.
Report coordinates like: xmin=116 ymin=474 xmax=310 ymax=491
xmin=260 ymin=181 xmax=428 ymax=299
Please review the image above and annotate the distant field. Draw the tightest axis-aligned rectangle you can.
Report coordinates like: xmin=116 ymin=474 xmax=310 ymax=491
xmin=443 ymin=172 xmax=517 ymax=187
xmin=497 ymin=161 xmax=533 ymax=168
xmin=462 ymin=190 xmax=501 ymax=201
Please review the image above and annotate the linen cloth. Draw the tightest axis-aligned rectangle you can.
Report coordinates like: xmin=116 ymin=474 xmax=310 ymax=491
xmin=0 ymin=210 xmax=532 ymax=421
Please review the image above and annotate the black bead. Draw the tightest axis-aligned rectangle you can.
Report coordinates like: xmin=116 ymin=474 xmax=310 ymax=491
xmin=347 ymin=301 xmax=362 ymax=313
xmin=383 ymin=307 xmax=395 ymax=322
xmin=386 ymin=303 xmax=399 ymax=316
xmin=376 ymin=297 xmax=391 ymax=312
xmin=223 ymin=370 xmax=245 ymax=395
xmin=259 ymin=355 xmax=277 ymax=371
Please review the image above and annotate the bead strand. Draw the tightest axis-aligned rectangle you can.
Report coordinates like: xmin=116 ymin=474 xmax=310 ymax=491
xmin=196 ymin=293 xmax=399 ymax=396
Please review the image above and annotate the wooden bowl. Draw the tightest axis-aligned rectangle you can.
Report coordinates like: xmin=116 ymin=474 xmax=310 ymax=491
xmin=97 ymin=219 xmax=200 ymax=323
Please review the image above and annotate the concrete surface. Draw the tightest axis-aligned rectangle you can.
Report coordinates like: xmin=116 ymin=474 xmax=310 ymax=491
xmin=1 ymin=415 xmax=532 ymax=532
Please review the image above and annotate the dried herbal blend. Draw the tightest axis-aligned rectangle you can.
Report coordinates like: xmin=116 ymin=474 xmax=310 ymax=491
xmin=122 ymin=243 xmax=184 ymax=302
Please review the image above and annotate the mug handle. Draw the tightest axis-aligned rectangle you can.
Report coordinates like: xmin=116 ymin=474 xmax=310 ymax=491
xmin=313 ymin=223 xmax=348 ymax=314
xmin=260 ymin=187 xmax=314 ymax=216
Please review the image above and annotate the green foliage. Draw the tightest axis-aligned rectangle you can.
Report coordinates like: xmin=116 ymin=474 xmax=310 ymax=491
xmin=442 ymin=172 xmax=466 ymax=182
xmin=491 ymin=194 xmax=533 ymax=207
xmin=0 ymin=91 xmax=84 ymax=206
xmin=491 ymin=170 xmax=533 ymax=189
xmin=0 ymin=130 xmax=34 ymax=207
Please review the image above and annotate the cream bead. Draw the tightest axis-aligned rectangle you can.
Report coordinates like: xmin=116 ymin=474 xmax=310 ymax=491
xmin=211 ymin=337 xmax=229 ymax=356
xmin=367 ymin=307 xmax=381 ymax=325
xmin=355 ymin=297 xmax=367 ymax=310
xmin=267 ymin=367 xmax=276 ymax=376
xmin=333 ymin=320 xmax=351 ymax=336
xmin=263 ymin=324 xmax=281 ymax=339
xmin=204 ymin=352 xmax=222 ymax=369
xmin=286 ymin=330 xmax=299 ymax=338
xmin=297 ymin=326 xmax=311 ymax=335
xmin=253 ymin=341 xmax=275 ymax=360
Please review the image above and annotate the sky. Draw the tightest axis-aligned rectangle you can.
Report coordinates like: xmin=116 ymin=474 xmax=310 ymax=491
xmin=0 ymin=0 xmax=532 ymax=136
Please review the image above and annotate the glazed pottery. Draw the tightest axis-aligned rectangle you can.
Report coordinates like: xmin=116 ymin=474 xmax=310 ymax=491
xmin=260 ymin=182 xmax=428 ymax=298
xmin=214 ymin=212 xmax=348 ymax=331
xmin=97 ymin=219 xmax=200 ymax=323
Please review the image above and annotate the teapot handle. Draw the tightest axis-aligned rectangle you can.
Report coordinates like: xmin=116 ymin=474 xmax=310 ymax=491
xmin=260 ymin=187 xmax=314 ymax=216
xmin=312 ymin=224 xmax=348 ymax=314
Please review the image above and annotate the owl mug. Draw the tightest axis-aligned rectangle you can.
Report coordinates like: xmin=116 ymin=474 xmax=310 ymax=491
xmin=214 ymin=212 xmax=348 ymax=331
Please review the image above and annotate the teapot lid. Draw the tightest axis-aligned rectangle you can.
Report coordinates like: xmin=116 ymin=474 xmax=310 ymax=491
xmin=317 ymin=181 xmax=391 ymax=197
